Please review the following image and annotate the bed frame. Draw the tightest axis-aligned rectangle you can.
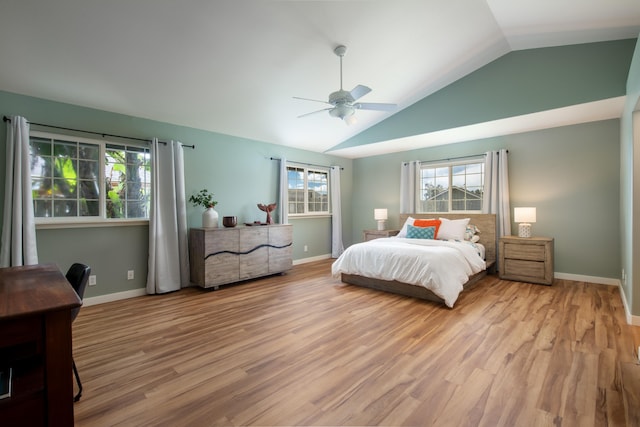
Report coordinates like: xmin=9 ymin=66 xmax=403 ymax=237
xmin=340 ymin=213 xmax=497 ymax=305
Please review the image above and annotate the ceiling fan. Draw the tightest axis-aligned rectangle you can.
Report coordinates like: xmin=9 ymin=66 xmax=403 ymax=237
xmin=294 ymin=45 xmax=397 ymax=125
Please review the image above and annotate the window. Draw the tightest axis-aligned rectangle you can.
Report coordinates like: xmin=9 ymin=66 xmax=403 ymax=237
xmin=30 ymin=131 xmax=151 ymax=223
xmin=418 ymin=160 xmax=484 ymax=213
xmin=286 ymin=164 xmax=330 ymax=216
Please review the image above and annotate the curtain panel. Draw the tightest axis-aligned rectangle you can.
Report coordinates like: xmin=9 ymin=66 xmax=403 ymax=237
xmin=330 ymin=166 xmax=344 ymax=258
xmin=400 ymin=160 xmax=420 ymax=213
xmin=0 ymin=115 xmax=38 ymax=267
xmin=147 ymin=139 xmax=189 ymax=294
xmin=482 ymin=149 xmax=511 ymax=238
xmin=278 ymin=157 xmax=289 ymax=225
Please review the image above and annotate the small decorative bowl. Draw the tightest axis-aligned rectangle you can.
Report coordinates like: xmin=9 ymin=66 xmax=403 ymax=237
xmin=222 ymin=216 xmax=237 ymax=228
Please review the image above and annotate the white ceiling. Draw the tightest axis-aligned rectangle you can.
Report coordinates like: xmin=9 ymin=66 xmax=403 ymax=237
xmin=0 ymin=0 xmax=639 ymax=158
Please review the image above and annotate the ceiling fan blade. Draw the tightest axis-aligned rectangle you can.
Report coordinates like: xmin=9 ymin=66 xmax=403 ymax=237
xmin=298 ymin=108 xmax=332 ymax=118
xmin=293 ymin=96 xmax=331 ymax=105
xmin=349 ymin=85 xmax=372 ymax=101
xmin=355 ymin=102 xmax=397 ymax=112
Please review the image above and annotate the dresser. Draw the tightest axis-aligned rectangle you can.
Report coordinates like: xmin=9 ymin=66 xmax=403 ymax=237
xmin=189 ymin=224 xmax=293 ymax=289
xmin=499 ymin=236 xmax=554 ymax=285
xmin=0 ymin=264 xmax=81 ymax=426
xmin=363 ymin=229 xmax=400 ymax=241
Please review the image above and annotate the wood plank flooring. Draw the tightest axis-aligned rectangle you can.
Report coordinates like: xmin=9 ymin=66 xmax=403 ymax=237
xmin=71 ymin=259 xmax=640 ymax=426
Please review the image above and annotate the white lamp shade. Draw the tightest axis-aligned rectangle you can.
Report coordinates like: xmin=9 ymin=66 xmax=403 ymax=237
xmin=514 ymin=207 xmax=536 ymax=223
xmin=374 ymin=209 xmax=388 ymax=221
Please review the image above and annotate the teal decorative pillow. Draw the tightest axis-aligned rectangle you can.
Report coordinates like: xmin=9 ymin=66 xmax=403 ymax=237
xmin=406 ymin=224 xmax=436 ymax=239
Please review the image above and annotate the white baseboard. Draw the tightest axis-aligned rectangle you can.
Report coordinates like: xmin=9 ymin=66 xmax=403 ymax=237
xmin=293 ymin=253 xmax=332 ymax=265
xmin=616 ymin=282 xmax=640 ymax=326
xmin=83 ymin=288 xmax=147 ymax=307
xmin=554 ymin=272 xmax=619 ymax=286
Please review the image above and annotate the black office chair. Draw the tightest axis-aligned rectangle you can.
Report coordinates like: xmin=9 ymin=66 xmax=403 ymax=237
xmin=66 ymin=263 xmax=91 ymax=402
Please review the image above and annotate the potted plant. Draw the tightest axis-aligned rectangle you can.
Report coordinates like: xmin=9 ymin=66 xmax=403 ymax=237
xmin=189 ymin=189 xmax=219 ymax=228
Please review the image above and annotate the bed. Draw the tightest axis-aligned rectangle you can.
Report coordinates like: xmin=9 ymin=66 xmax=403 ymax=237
xmin=332 ymin=213 xmax=496 ymax=307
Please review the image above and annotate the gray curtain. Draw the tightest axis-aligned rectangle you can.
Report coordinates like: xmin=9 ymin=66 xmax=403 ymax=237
xmin=400 ymin=160 xmax=420 ymax=213
xmin=330 ymin=166 xmax=344 ymax=258
xmin=147 ymin=139 xmax=189 ymax=294
xmin=278 ymin=157 xmax=289 ymax=225
xmin=482 ymin=149 xmax=511 ymax=238
xmin=1 ymin=115 xmax=38 ymax=267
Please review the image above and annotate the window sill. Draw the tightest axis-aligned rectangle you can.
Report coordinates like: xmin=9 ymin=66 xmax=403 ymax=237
xmin=36 ymin=219 xmax=149 ymax=230
xmin=288 ymin=214 xmax=332 ymax=219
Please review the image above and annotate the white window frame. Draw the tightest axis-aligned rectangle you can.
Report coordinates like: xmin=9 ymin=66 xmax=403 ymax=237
xmin=30 ymin=131 xmax=151 ymax=227
xmin=417 ymin=158 xmax=484 ymax=214
xmin=286 ymin=162 xmax=331 ymax=217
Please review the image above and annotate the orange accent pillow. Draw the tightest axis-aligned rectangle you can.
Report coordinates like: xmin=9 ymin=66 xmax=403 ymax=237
xmin=413 ymin=219 xmax=442 ymax=238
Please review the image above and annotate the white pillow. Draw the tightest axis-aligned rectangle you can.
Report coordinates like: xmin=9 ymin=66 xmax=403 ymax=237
xmin=396 ymin=216 xmax=415 ymax=238
xmin=437 ymin=217 xmax=470 ymax=241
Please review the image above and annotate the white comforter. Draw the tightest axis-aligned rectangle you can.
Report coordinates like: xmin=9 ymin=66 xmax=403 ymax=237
xmin=331 ymin=238 xmax=486 ymax=307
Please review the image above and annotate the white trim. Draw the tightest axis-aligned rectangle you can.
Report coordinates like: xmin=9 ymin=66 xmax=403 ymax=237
xmin=554 ymin=272 xmax=619 ymax=286
xmin=82 ymin=288 xmax=146 ymax=307
xmin=617 ymin=282 xmax=639 ymax=326
xmin=293 ymin=253 xmax=332 ymax=265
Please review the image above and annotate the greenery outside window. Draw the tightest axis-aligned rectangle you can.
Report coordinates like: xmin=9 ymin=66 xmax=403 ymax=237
xmin=30 ymin=131 xmax=151 ymax=223
xmin=418 ymin=159 xmax=484 ymax=213
xmin=286 ymin=164 xmax=330 ymax=216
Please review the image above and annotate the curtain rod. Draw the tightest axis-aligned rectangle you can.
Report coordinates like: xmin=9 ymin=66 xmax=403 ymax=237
xmin=270 ymin=157 xmax=343 ymax=170
xmin=404 ymin=151 xmax=508 ymax=166
xmin=3 ymin=116 xmax=195 ymax=149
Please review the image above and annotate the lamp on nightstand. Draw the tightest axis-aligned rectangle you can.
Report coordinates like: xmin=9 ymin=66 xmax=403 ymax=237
xmin=514 ymin=207 xmax=536 ymax=238
xmin=374 ymin=208 xmax=388 ymax=231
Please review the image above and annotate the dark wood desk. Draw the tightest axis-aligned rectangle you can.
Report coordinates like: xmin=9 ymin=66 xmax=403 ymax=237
xmin=0 ymin=264 xmax=81 ymax=426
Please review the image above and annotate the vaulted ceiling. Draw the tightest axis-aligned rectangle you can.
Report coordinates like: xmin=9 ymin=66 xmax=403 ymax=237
xmin=1 ymin=0 xmax=639 ymax=157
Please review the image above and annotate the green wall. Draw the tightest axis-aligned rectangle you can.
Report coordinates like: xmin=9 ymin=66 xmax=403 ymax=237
xmin=0 ymin=90 xmax=352 ymax=298
xmin=352 ymin=120 xmax=621 ymax=278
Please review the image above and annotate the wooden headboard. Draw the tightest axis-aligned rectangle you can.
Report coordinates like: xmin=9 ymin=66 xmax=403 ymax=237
xmin=399 ymin=213 xmax=497 ymax=267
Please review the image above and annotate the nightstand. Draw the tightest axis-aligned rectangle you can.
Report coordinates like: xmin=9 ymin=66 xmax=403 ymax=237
xmin=363 ymin=229 xmax=399 ymax=241
xmin=499 ymin=236 xmax=554 ymax=285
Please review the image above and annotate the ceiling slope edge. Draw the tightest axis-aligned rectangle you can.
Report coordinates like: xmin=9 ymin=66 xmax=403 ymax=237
xmin=328 ymin=96 xmax=626 ymax=159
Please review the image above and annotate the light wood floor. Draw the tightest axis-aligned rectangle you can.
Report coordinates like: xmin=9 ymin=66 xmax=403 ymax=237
xmin=72 ymin=259 xmax=640 ymax=426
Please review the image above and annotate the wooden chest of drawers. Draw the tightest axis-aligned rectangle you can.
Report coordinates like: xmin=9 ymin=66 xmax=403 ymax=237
xmin=189 ymin=225 xmax=293 ymax=289
xmin=499 ymin=236 xmax=554 ymax=285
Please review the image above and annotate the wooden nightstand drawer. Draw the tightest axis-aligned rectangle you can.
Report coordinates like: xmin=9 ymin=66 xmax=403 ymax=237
xmin=503 ymin=259 xmax=545 ymax=280
xmin=503 ymin=243 xmax=545 ymax=261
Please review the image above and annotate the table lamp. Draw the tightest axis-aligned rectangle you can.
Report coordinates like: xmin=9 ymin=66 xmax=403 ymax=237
xmin=374 ymin=208 xmax=388 ymax=231
xmin=514 ymin=207 xmax=536 ymax=238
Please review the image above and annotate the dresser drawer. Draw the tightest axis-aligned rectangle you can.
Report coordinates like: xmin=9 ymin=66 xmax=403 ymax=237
xmin=503 ymin=259 xmax=545 ymax=280
xmin=503 ymin=243 xmax=545 ymax=261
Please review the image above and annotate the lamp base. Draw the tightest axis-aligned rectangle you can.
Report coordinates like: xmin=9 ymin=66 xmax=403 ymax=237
xmin=377 ymin=220 xmax=386 ymax=231
xmin=518 ymin=223 xmax=532 ymax=238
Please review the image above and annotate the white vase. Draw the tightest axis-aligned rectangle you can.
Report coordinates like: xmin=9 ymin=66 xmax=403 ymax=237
xmin=202 ymin=207 xmax=219 ymax=228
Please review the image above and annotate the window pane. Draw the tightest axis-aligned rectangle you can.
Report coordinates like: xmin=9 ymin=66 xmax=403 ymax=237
xmin=285 ymin=165 xmax=330 ymax=215
xmin=419 ymin=161 xmax=484 ymax=213
xmin=54 ymin=200 xmax=77 ymax=217
xmin=53 ymin=140 xmax=77 ymax=158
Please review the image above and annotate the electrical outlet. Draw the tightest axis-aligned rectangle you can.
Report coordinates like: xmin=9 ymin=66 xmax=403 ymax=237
xmin=89 ymin=275 xmax=96 ymax=286
xmin=304 ymin=245 xmax=308 ymax=252
xmin=127 ymin=270 xmax=134 ymax=280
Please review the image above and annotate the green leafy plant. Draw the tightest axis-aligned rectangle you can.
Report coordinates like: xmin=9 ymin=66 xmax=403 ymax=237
xmin=189 ymin=189 xmax=218 ymax=209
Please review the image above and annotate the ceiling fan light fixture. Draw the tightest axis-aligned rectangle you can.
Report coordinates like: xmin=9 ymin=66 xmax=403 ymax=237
xmin=329 ymin=104 xmax=355 ymax=120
